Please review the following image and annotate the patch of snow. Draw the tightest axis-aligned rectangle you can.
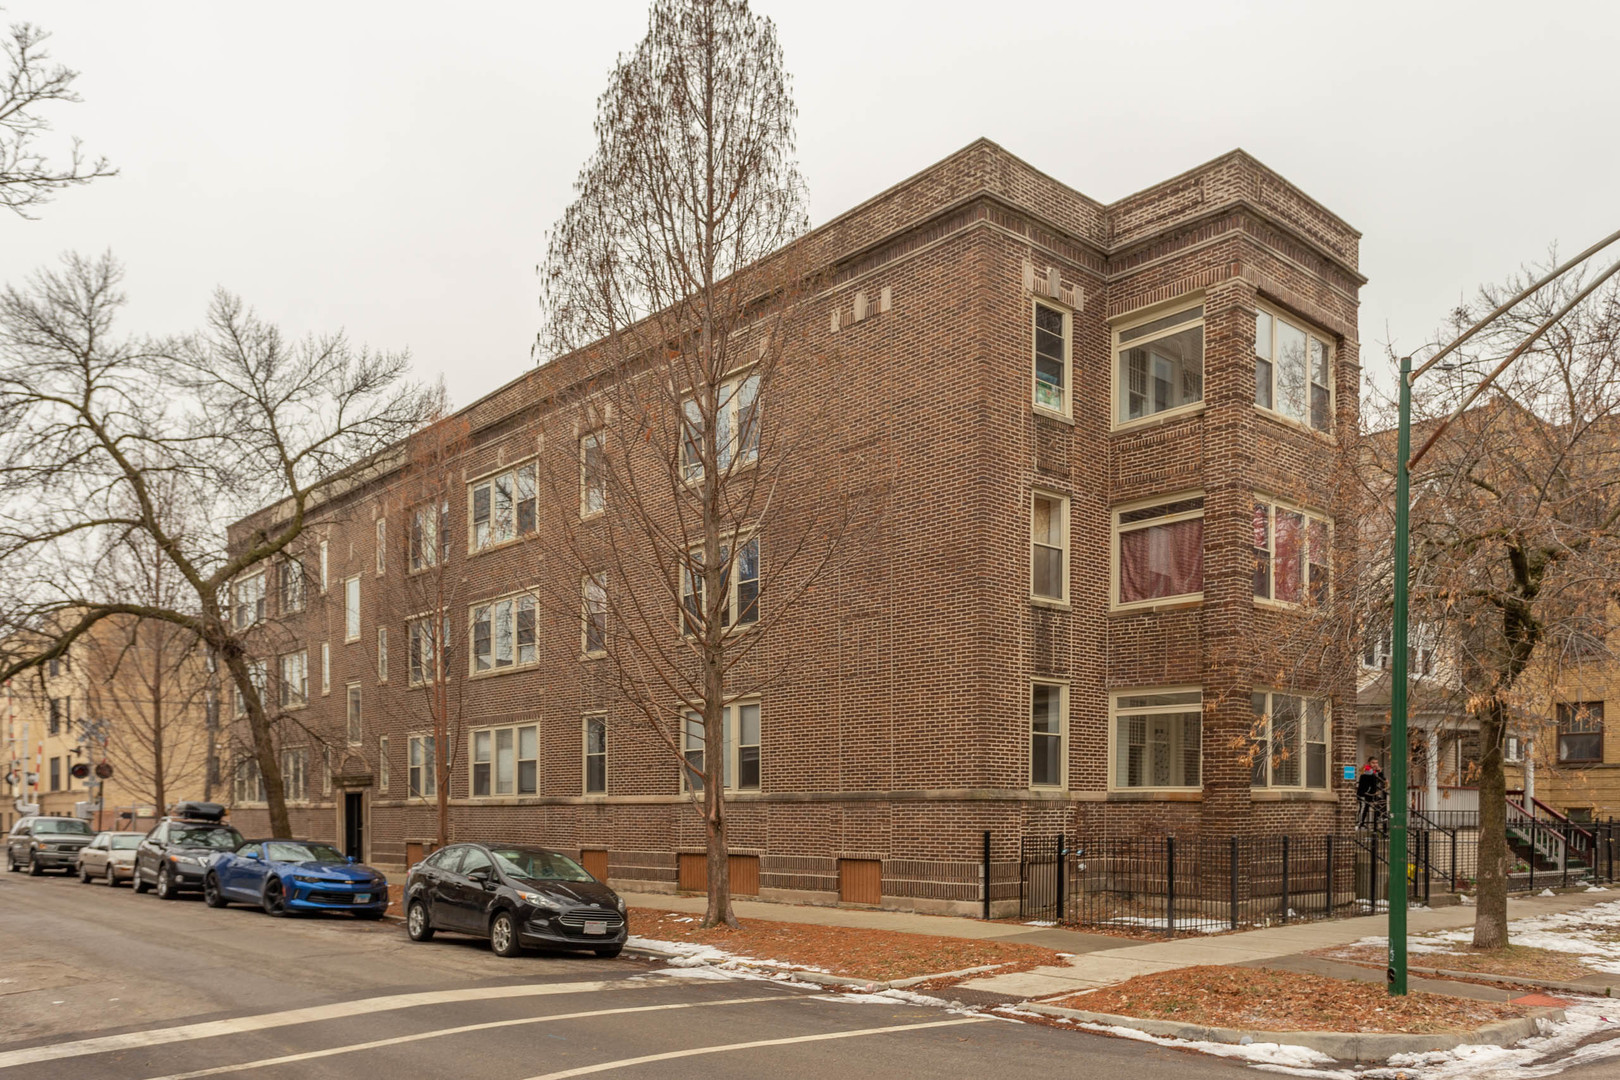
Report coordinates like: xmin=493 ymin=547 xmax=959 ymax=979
xmin=1334 ymin=898 xmax=1620 ymax=975
xmin=1067 ymin=1020 xmax=1338 ymax=1068
xmin=1538 ymin=888 xmax=1557 ymax=897
xmin=1023 ymin=920 xmax=1057 ymax=927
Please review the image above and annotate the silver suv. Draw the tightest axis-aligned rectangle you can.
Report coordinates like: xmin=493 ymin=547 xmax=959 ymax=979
xmin=7 ymin=816 xmax=96 ymax=875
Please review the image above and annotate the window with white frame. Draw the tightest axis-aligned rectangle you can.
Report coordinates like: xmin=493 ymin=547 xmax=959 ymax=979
xmin=321 ymin=746 xmax=331 ymax=796
xmin=681 ymin=537 xmax=759 ymax=634
xmin=682 ymin=373 xmax=760 ymax=482
xmin=584 ymin=715 xmax=607 ymax=794
xmin=378 ymin=736 xmax=390 ymax=793
xmin=471 ymin=594 xmax=536 ymax=672
xmin=233 ymin=759 xmax=265 ymax=804
xmin=681 ymin=701 xmax=761 ymax=792
xmin=1361 ymin=624 xmax=1435 ymax=676
xmin=1504 ymin=735 xmax=1523 ymax=764
xmin=377 ymin=627 xmax=388 ymax=682
xmin=234 ymin=572 xmax=265 ymax=629
xmin=346 ymin=682 xmax=362 ymax=744
xmin=1033 ymin=301 xmax=1070 ymax=415
xmin=408 ymin=614 xmax=451 ymax=685
xmin=471 ymin=723 xmax=538 ymax=797
xmin=1252 ymin=499 xmax=1331 ymax=606
xmin=1111 ymin=689 xmax=1201 ymax=790
xmin=581 ymin=431 xmax=606 ymax=516
xmin=1115 ymin=303 xmax=1204 ymax=425
xmin=1032 ymin=492 xmax=1068 ymax=602
xmin=376 ymin=517 xmax=387 ymax=574
xmin=234 ymin=659 xmax=267 ymax=716
xmin=1031 ymin=681 xmax=1065 ymax=788
xmin=281 ymin=747 xmax=308 ymax=802
xmin=469 ymin=461 xmax=537 ymax=549
xmin=344 ymin=576 xmax=361 ymax=641
xmin=1251 ymin=691 xmax=1330 ymax=789
xmin=1254 ymin=306 xmax=1333 ymax=431
xmin=411 ymin=499 xmax=450 ymax=570
xmin=319 ymin=539 xmax=329 ymax=594
xmin=278 ymin=652 xmax=308 ymax=709
xmin=320 ymin=642 xmax=330 ymax=695
xmin=408 ymin=734 xmax=436 ymax=797
xmin=279 ymin=558 xmax=304 ymax=614
xmin=1557 ymin=701 xmax=1604 ymax=765
xmin=1114 ymin=496 xmax=1204 ymax=607
xmin=583 ymin=573 xmax=607 ymax=656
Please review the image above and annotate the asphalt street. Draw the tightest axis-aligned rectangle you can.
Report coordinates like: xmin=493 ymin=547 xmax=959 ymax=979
xmin=0 ymin=869 xmax=1254 ymax=1080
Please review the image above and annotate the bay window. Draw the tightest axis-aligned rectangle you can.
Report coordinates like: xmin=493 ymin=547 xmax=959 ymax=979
xmin=1254 ymin=306 xmax=1333 ymax=431
xmin=1114 ymin=495 xmax=1204 ymax=607
xmin=1253 ymin=499 xmax=1331 ymax=605
xmin=1115 ymin=303 xmax=1204 ymax=425
xmin=1251 ymin=691 xmax=1330 ymax=789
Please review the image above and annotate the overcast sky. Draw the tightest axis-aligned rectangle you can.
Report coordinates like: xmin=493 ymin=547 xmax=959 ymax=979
xmin=5 ymin=1 xmax=1617 ymax=409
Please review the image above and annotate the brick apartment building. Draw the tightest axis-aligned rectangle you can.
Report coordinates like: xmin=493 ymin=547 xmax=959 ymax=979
xmin=224 ymin=139 xmax=1363 ymax=916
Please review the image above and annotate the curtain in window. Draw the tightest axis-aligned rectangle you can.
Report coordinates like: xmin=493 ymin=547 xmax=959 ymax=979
xmin=1119 ymin=518 xmax=1203 ymax=603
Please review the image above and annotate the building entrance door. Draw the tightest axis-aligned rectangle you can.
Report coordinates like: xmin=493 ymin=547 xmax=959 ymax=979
xmin=343 ymin=791 xmax=365 ymax=861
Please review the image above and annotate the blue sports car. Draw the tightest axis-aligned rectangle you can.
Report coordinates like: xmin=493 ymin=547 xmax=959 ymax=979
xmin=203 ymin=839 xmax=389 ymax=918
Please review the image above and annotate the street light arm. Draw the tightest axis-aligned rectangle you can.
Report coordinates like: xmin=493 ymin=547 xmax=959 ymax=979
xmin=1411 ymin=226 xmax=1620 ymax=382
xmin=1409 ymin=257 xmax=1620 ymax=470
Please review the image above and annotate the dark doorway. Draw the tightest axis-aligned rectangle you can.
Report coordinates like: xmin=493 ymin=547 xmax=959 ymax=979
xmin=344 ymin=792 xmax=365 ymax=861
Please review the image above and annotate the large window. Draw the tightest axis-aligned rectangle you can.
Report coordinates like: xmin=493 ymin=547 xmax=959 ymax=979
xmin=378 ymin=736 xmax=390 ymax=794
xmin=408 ymin=734 xmax=436 ymax=798
xmin=584 ymin=715 xmax=607 ymax=794
xmin=411 ymin=499 xmax=450 ymax=570
xmin=1251 ymin=691 xmax=1330 ymax=789
xmin=279 ymin=558 xmax=304 ymax=614
xmin=321 ymin=642 xmax=330 ymax=696
xmin=234 ymin=572 xmax=265 ymax=629
xmin=234 ymin=759 xmax=266 ymax=804
xmin=281 ymin=747 xmax=308 ymax=802
xmin=234 ymin=660 xmax=266 ymax=717
xmin=375 ymin=518 xmax=387 ymax=575
xmin=1112 ymin=690 xmax=1201 ymax=790
xmin=376 ymin=627 xmax=388 ymax=682
xmin=581 ymin=431 xmax=606 ymax=517
xmin=1557 ymin=702 xmax=1605 ymax=764
xmin=583 ymin=573 xmax=607 ymax=656
xmin=1114 ymin=495 xmax=1204 ymax=607
xmin=470 ymin=462 xmax=537 ymax=549
xmin=1033 ymin=302 xmax=1070 ymax=415
xmin=471 ymin=723 xmax=538 ymax=797
xmin=1254 ymin=307 xmax=1333 ymax=431
xmin=408 ymin=614 xmax=451 ymax=685
xmin=277 ymin=652 xmax=308 ymax=709
xmin=344 ymin=576 xmax=361 ymax=641
xmin=346 ymin=682 xmax=362 ymax=744
xmin=1031 ymin=681 xmax=1066 ymax=788
xmin=1032 ymin=492 xmax=1068 ymax=602
xmin=681 ymin=537 xmax=759 ymax=633
xmin=682 ymin=373 xmax=760 ymax=482
xmin=471 ymin=594 xmax=537 ymax=672
xmin=1115 ymin=303 xmax=1204 ymax=425
xmin=1253 ymin=499 xmax=1331 ymax=605
xmin=681 ymin=701 xmax=761 ymax=792
xmin=319 ymin=539 xmax=329 ymax=594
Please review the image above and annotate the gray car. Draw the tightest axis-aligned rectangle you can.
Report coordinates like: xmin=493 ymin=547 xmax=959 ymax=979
xmin=7 ymin=816 xmax=96 ymax=875
xmin=77 ymin=831 xmax=142 ymax=885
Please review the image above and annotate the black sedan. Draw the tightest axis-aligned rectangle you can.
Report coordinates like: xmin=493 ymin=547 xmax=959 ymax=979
xmin=404 ymin=843 xmax=627 ymax=958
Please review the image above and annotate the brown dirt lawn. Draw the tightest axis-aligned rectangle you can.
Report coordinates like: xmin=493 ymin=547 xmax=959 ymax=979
xmin=1315 ymin=942 xmax=1594 ymax=983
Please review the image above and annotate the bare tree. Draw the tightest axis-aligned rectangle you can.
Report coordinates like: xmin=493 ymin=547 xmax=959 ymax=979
xmin=1 ymin=14 xmax=115 ymax=218
xmin=0 ymin=252 xmax=434 ymax=837
xmin=1364 ymin=260 xmax=1620 ymax=949
xmin=536 ymin=0 xmax=861 ymax=928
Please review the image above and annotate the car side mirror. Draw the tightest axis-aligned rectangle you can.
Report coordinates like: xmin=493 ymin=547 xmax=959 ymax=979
xmin=346 ymin=855 xmax=356 ymax=864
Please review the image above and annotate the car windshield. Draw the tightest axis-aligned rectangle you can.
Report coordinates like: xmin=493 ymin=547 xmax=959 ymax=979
xmin=108 ymin=834 xmax=143 ymax=850
xmin=491 ymin=848 xmax=595 ymax=883
xmin=169 ymin=825 xmax=243 ymax=849
xmin=265 ymin=842 xmax=343 ymax=863
xmin=33 ymin=819 xmax=92 ymax=835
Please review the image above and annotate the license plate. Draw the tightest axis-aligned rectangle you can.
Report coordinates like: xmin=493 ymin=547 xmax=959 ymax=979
xmin=583 ymin=920 xmax=607 ymax=935
xmin=355 ymin=894 xmax=371 ymax=904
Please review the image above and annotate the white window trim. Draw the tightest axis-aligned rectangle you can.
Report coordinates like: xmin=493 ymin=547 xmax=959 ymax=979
xmin=467 ymin=591 xmax=539 ymax=677
xmin=279 ymin=557 xmax=305 ymax=614
xmin=1252 ymin=495 xmax=1333 ymax=610
xmin=344 ymin=576 xmax=362 ymax=643
xmin=376 ymin=626 xmax=389 ymax=683
xmin=280 ymin=746 xmax=309 ymax=804
xmin=580 ymin=430 xmax=607 ymax=519
xmin=680 ymin=699 xmax=762 ymax=793
xmin=582 ymin=713 xmax=608 ymax=796
xmin=680 ymin=370 xmax=761 ymax=485
xmin=378 ymin=735 xmax=390 ymax=794
xmin=409 ymin=499 xmax=449 ymax=573
xmin=345 ymin=681 xmax=362 ymax=746
xmin=582 ymin=573 xmax=607 ymax=658
xmin=1031 ymin=297 xmax=1073 ymax=420
xmin=319 ymin=538 xmax=329 ymax=594
xmin=407 ymin=612 xmax=451 ymax=687
xmin=233 ymin=759 xmax=267 ymax=806
xmin=233 ymin=659 xmax=267 ymax=718
xmin=1253 ymin=301 xmax=1335 ymax=436
xmin=1250 ymin=689 xmax=1332 ymax=791
xmin=1110 ymin=297 xmax=1207 ymax=432
xmin=466 ymin=458 xmax=538 ymax=554
xmin=277 ymin=651 xmax=309 ymax=711
xmin=1106 ymin=687 xmax=1203 ymax=794
xmin=680 ymin=533 xmax=760 ymax=637
xmin=320 ymin=642 xmax=331 ymax=696
xmin=375 ymin=517 xmax=387 ymax=575
xmin=1030 ymin=489 xmax=1069 ymax=608
xmin=1029 ymin=679 xmax=1068 ymax=790
xmin=407 ymin=732 xmax=437 ymax=800
xmin=467 ymin=721 xmax=541 ymax=799
xmin=1109 ymin=491 xmax=1205 ymax=612
xmin=234 ymin=571 xmax=266 ymax=630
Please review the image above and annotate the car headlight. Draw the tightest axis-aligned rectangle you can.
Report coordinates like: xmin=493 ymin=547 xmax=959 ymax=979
xmin=169 ymin=854 xmax=202 ymax=867
xmin=292 ymin=875 xmax=328 ymax=885
xmin=614 ymin=895 xmax=626 ymax=913
xmin=515 ymin=891 xmax=563 ymax=913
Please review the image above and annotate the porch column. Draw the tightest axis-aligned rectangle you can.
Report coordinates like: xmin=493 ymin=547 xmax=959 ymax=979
xmin=1524 ymin=738 xmax=1535 ymax=803
xmin=1425 ymin=729 xmax=1439 ymax=813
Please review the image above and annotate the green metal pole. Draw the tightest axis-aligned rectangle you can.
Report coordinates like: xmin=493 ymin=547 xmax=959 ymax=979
xmin=1388 ymin=354 xmax=1412 ymax=996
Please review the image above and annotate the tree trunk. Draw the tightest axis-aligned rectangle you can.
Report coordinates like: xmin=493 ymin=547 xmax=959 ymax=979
xmin=150 ymin=624 xmax=166 ymax=813
xmin=1473 ymin=697 xmax=1510 ymax=948
xmin=435 ymin=679 xmax=449 ymax=849
xmin=216 ymin=626 xmax=290 ymax=838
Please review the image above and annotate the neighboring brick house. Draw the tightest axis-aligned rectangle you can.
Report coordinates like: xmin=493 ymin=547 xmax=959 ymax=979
xmin=224 ymin=139 xmax=1363 ymax=915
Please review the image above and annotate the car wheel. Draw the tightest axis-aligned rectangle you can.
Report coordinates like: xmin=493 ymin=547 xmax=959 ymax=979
xmin=156 ymin=864 xmax=179 ymax=900
xmin=489 ymin=911 xmax=521 ymax=958
xmin=406 ymin=899 xmax=434 ymax=941
xmin=203 ymin=873 xmax=229 ymax=908
xmin=79 ymin=864 xmax=92 ymax=883
xmin=6 ymin=851 xmax=18 ymax=872
xmin=106 ymin=866 xmax=120 ymax=887
xmin=594 ymin=944 xmax=624 ymax=959
xmin=262 ymin=878 xmax=288 ymax=918
xmin=28 ymin=855 xmax=43 ymax=876
xmin=134 ymin=867 xmax=152 ymax=893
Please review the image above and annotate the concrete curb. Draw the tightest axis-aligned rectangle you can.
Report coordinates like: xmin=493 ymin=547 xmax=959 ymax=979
xmin=1405 ymin=965 xmax=1614 ymax=998
xmin=621 ymin=944 xmax=1005 ymax=990
xmin=1018 ymin=1003 xmax=1565 ymax=1063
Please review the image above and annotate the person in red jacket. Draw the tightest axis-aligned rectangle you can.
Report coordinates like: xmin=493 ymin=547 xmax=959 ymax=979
xmin=1356 ymin=759 xmax=1387 ymax=830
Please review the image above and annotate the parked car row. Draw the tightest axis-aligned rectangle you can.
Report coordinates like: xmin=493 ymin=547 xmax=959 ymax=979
xmin=6 ymin=802 xmax=629 ymax=959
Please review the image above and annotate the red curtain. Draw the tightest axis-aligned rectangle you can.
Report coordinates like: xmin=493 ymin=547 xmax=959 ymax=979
xmin=1120 ymin=519 xmax=1203 ymax=603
